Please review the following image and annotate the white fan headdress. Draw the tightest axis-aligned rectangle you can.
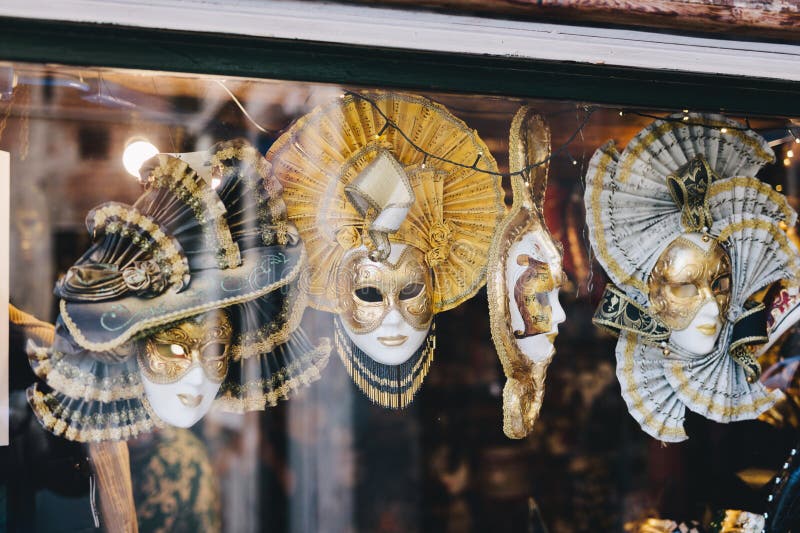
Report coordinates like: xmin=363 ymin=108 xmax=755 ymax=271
xmin=585 ymin=113 xmax=800 ymax=442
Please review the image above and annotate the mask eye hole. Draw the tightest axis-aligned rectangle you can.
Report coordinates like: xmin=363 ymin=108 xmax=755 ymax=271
xmin=399 ymin=283 xmax=424 ymax=300
xmin=154 ymin=343 xmax=188 ymax=359
xmin=712 ymin=275 xmax=731 ymax=295
xmin=669 ymin=283 xmax=698 ymax=298
xmin=201 ymin=342 xmax=227 ymax=360
xmin=354 ymin=286 xmax=383 ymax=303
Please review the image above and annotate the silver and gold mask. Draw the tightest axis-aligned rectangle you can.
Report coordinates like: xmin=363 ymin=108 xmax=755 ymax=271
xmin=648 ymin=235 xmax=732 ymax=331
xmin=337 ymin=246 xmax=433 ymax=335
xmin=139 ymin=309 xmax=233 ymax=385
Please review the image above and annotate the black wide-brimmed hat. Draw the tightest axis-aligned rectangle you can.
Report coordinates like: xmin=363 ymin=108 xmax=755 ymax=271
xmin=27 ymin=139 xmax=331 ymax=441
xmin=56 ymin=139 xmax=303 ymax=352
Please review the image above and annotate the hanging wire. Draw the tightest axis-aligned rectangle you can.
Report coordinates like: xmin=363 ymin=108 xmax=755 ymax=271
xmin=574 ymin=105 xmax=595 ymax=297
xmin=344 ymin=90 xmax=597 ymax=178
xmin=215 ymin=79 xmax=271 ymax=134
xmin=621 ymin=109 xmax=753 ymax=131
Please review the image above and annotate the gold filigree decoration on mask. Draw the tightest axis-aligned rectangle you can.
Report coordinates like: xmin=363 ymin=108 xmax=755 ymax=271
xmin=666 ymin=155 xmax=717 ymax=233
xmin=647 ymin=235 xmax=732 ymax=331
xmin=337 ymin=247 xmax=433 ymax=334
xmin=139 ymin=310 xmax=232 ymax=384
xmin=426 ymin=220 xmax=454 ymax=267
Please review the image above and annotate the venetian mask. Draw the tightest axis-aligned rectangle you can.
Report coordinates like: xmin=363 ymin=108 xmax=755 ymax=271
xmin=337 ymin=243 xmax=433 ymax=365
xmin=505 ymin=230 xmax=566 ymax=359
xmin=648 ymin=233 xmax=732 ymax=356
xmin=138 ymin=308 xmax=232 ymax=427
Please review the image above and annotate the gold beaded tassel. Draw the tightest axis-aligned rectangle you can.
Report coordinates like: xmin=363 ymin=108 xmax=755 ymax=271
xmin=334 ymin=318 xmax=435 ymax=409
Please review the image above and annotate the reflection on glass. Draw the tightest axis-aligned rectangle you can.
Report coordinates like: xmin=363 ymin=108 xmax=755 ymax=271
xmin=3 ymin=61 xmax=800 ymax=532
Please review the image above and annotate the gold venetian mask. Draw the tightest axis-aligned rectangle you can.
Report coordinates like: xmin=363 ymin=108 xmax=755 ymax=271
xmin=337 ymin=246 xmax=433 ymax=334
xmin=647 ymin=235 xmax=732 ymax=331
xmin=139 ymin=309 xmax=232 ymax=384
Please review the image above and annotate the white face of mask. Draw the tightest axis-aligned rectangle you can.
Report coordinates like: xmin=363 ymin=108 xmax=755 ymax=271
xmin=137 ymin=309 xmax=231 ymax=428
xmin=648 ymin=233 xmax=730 ymax=357
xmin=339 ymin=244 xmax=432 ymax=366
xmin=505 ymin=231 xmax=566 ymax=363
xmin=670 ymin=299 xmax=723 ymax=356
xmin=140 ymin=366 xmax=221 ymax=428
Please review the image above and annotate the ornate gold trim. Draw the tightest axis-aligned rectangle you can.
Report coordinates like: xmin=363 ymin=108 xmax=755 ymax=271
xmin=334 ymin=318 xmax=434 ymax=409
xmin=228 ymin=283 xmax=309 ymax=361
xmin=269 ymin=90 xmax=503 ymax=314
xmin=587 ymin=143 xmax=649 ymax=293
xmin=28 ymin=385 xmax=161 ymax=442
xmin=618 ymin=332 xmax=688 ymax=441
xmin=89 ymin=202 xmax=190 ymax=290
xmin=717 ymin=218 xmax=800 ymax=282
xmin=142 ymin=153 xmax=241 ymax=269
xmin=709 ymin=177 xmax=796 ymax=225
xmin=617 ymin=117 xmax=774 ymax=185
xmin=663 ymin=360 xmax=781 ymax=419
xmin=216 ymin=339 xmax=331 ymax=413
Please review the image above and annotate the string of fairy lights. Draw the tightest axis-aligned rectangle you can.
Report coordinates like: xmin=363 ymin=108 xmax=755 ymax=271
xmin=213 ymin=85 xmax=797 ymax=180
xmin=343 ymin=90 xmax=795 ymax=180
xmin=783 ymin=134 xmax=800 ymax=167
xmin=2 ymin=74 xmax=798 ymax=179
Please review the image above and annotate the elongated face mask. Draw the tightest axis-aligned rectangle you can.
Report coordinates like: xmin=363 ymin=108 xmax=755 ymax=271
xmin=648 ymin=234 xmax=731 ymax=330
xmin=337 ymin=244 xmax=433 ymax=365
xmin=139 ymin=309 xmax=232 ymax=427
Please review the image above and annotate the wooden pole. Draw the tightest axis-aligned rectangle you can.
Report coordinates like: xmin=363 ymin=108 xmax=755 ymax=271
xmin=9 ymin=304 xmax=139 ymax=533
xmin=88 ymin=441 xmax=139 ymax=533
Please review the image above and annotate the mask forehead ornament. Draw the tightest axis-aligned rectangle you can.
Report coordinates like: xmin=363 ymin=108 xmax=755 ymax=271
xmin=487 ymin=106 xmax=565 ymax=439
xmin=269 ymin=91 xmax=504 ymax=408
xmin=585 ymin=113 xmax=800 ymax=442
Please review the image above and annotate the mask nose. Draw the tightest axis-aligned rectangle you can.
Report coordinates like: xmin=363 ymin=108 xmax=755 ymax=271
xmin=549 ymin=290 xmax=566 ymax=326
xmin=382 ymin=308 xmax=404 ymax=328
xmin=697 ymin=298 xmax=720 ymax=320
xmin=183 ymin=364 xmax=205 ymax=387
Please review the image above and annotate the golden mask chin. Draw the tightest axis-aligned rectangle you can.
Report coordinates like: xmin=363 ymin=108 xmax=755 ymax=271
xmin=139 ymin=309 xmax=233 ymax=384
xmin=337 ymin=246 xmax=433 ymax=334
xmin=647 ymin=234 xmax=732 ymax=331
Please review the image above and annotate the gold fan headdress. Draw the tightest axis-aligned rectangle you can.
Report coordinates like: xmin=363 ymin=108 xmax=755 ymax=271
xmin=267 ymin=91 xmax=504 ymax=313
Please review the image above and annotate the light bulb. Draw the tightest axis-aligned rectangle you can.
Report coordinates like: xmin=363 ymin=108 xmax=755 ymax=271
xmin=122 ymin=140 xmax=159 ymax=178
